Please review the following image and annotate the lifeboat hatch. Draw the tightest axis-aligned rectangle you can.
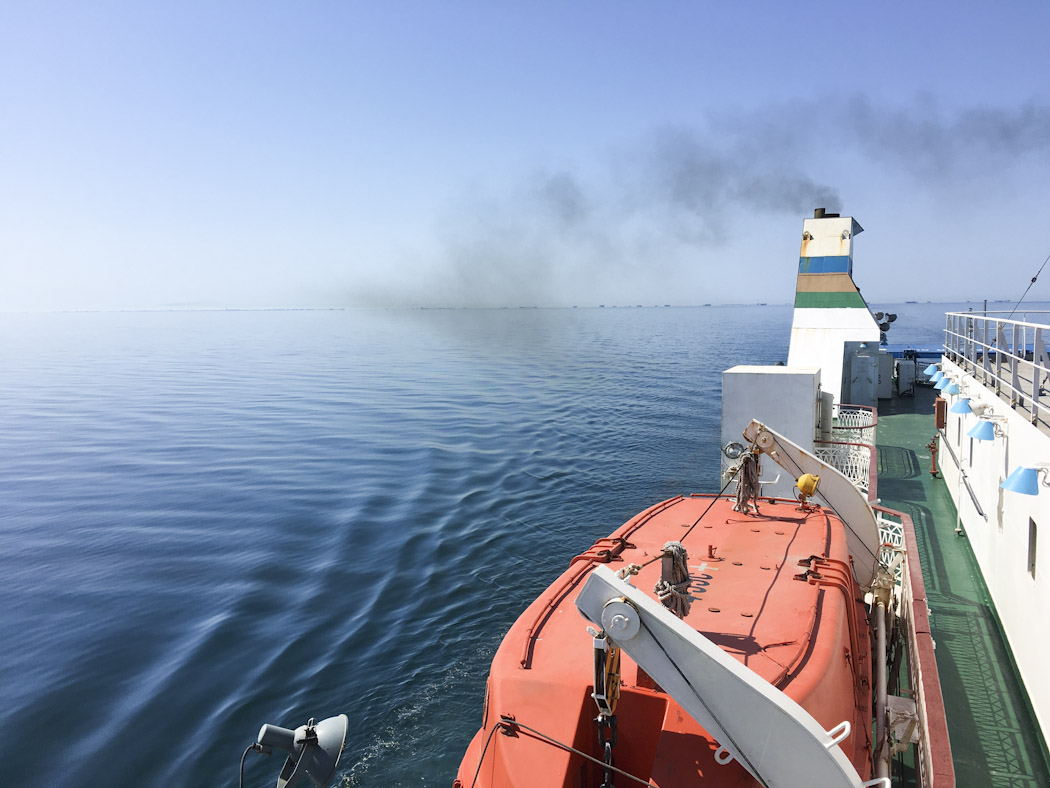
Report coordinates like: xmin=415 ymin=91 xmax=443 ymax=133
xmin=564 ymin=688 xmax=667 ymax=788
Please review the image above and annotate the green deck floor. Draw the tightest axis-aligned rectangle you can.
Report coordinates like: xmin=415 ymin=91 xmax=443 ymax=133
xmin=877 ymin=386 xmax=1050 ymax=788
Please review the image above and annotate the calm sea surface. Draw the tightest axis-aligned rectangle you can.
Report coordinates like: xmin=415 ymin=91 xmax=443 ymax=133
xmin=0 ymin=301 xmax=1036 ymax=788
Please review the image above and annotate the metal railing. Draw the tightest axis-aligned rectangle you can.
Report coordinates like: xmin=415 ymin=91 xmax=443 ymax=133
xmin=944 ymin=311 xmax=1050 ymax=426
xmin=814 ymin=439 xmax=877 ymax=502
xmin=875 ymin=510 xmax=906 ymax=590
xmin=832 ymin=403 xmax=877 ymax=446
xmin=873 ymin=505 xmax=956 ymax=788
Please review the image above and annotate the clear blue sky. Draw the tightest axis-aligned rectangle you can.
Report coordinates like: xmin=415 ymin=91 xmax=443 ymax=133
xmin=3 ymin=1 xmax=1049 ymax=310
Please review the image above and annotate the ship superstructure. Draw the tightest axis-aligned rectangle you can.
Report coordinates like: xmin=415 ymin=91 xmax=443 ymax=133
xmin=787 ymin=209 xmax=881 ymax=405
xmin=931 ymin=310 xmax=1050 ymax=740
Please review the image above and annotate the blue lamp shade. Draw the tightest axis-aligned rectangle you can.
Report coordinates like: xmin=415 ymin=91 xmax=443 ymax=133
xmin=935 ymin=376 xmax=951 ymax=390
xmin=967 ymin=420 xmax=997 ymax=441
xmin=1001 ymin=466 xmax=1041 ymax=496
xmin=930 ymin=371 xmax=944 ymax=383
xmin=950 ymin=398 xmax=972 ymax=414
xmin=924 ymin=363 xmax=939 ymax=376
xmin=945 ymin=382 xmax=961 ymax=395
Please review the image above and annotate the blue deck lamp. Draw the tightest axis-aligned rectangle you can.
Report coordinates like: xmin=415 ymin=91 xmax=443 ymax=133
xmin=935 ymin=376 xmax=951 ymax=391
xmin=1000 ymin=466 xmax=1050 ymax=496
xmin=950 ymin=398 xmax=972 ymax=414
xmin=967 ymin=419 xmax=997 ymax=441
xmin=930 ymin=371 xmax=944 ymax=383
xmin=945 ymin=382 xmax=961 ymax=396
xmin=924 ymin=363 xmax=939 ymax=376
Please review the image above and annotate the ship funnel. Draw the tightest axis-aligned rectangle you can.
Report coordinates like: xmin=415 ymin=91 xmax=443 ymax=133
xmin=787 ymin=211 xmax=879 ymax=404
xmin=813 ymin=207 xmax=843 ymax=219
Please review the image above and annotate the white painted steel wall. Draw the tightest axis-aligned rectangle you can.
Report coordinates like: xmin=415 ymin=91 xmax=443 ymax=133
xmin=936 ymin=358 xmax=1050 ymax=740
xmin=721 ymin=366 xmax=820 ymax=500
xmin=800 ymin=215 xmax=859 ymax=259
xmin=878 ymin=352 xmax=895 ymax=400
xmin=788 ymin=308 xmax=881 ymax=405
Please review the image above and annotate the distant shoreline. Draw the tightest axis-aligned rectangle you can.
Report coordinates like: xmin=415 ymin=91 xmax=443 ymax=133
xmin=2 ymin=300 xmax=1046 ymax=315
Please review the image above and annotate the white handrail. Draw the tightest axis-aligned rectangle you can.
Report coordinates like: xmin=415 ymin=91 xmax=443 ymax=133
xmin=943 ymin=311 xmax=1050 ymax=425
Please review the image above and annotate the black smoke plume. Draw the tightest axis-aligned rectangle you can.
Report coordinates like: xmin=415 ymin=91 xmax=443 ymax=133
xmin=349 ymin=97 xmax=1050 ymax=308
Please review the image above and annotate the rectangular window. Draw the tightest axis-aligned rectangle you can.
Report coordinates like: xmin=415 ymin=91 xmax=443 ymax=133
xmin=1029 ymin=518 xmax=1038 ymax=579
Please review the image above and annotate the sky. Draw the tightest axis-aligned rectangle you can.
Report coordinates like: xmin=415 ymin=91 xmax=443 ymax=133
xmin=2 ymin=1 xmax=1050 ymax=311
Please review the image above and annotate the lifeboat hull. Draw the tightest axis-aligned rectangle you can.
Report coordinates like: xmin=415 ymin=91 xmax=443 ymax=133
xmin=455 ymin=494 xmax=873 ymax=788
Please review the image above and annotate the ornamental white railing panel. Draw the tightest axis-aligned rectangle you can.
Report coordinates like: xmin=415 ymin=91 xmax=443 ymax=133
xmin=875 ymin=509 xmax=906 ymax=591
xmin=832 ymin=403 xmax=878 ymax=446
xmin=814 ymin=439 xmax=877 ymax=502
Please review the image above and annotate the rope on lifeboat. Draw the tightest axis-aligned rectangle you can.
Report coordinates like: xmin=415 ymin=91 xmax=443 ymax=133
xmin=653 ymin=541 xmax=691 ymax=618
xmin=732 ymin=450 xmax=762 ymax=514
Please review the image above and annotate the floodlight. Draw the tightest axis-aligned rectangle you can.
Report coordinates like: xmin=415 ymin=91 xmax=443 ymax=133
xmin=250 ymin=714 xmax=348 ymax=788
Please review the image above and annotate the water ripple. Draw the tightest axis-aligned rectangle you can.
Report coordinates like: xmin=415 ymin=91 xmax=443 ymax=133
xmin=0 ymin=303 xmax=962 ymax=787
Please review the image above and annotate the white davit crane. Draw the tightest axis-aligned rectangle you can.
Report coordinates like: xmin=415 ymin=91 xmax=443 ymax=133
xmin=742 ymin=419 xmax=882 ymax=587
xmin=575 ymin=566 xmax=889 ymax=788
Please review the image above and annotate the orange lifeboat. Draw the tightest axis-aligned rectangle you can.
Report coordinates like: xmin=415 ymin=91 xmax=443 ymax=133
xmin=455 ymin=493 xmax=875 ymax=788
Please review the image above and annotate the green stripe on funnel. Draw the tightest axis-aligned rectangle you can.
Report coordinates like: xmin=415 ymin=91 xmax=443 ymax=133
xmin=794 ymin=291 xmax=868 ymax=308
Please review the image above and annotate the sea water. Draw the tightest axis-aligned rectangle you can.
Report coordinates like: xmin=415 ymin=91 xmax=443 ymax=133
xmin=0 ymin=301 xmax=1033 ymax=787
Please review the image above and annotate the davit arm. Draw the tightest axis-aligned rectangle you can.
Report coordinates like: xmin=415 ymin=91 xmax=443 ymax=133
xmin=575 ymin=566 xmax=889 ymax=788
xmin=741 ymin=419 xmax=882 ymax=587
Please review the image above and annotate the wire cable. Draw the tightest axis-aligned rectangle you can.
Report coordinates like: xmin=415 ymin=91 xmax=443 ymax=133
xmin=239 ymin=744 xmax=255 ymax=788
xmin=681 ymin=467 xmax=741 ymax=542
xmin=468 ymin=721 xmax=506 ymax=788
xmin=1008 ymin=249 xmax=1050 ymax=319
xmin=636 ymin=617 xmax=771 ymax=788
xmin=494 ymin=719 xmax=658 ymax=788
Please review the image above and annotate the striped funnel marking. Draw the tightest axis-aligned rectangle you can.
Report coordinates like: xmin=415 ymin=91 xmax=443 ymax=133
xmin=794 ymin=256 xmax=866 ymax=308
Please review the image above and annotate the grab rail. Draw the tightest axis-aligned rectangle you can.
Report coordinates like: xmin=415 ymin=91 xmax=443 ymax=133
xmin=944 ymin=311 xmax=1050 ymax=426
